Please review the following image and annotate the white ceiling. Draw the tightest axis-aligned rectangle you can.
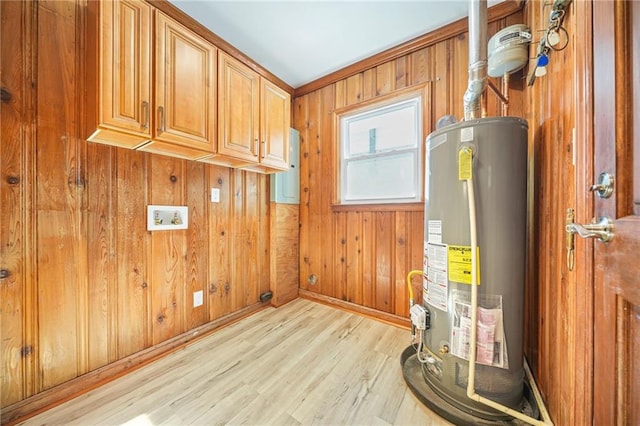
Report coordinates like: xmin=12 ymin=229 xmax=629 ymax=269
xmin=169 ymin=0 xmax=501 ymax=89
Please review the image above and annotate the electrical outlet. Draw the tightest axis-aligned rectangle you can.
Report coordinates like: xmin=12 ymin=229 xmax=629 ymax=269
xmin=210 ymin=188 xmax=220 ymax=203
xmin=193 ymin=290 xmax=203 ymax=307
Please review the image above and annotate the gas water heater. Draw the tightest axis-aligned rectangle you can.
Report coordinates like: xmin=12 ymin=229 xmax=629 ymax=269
xmin=419 ymin=116 xmax=528 ymax=420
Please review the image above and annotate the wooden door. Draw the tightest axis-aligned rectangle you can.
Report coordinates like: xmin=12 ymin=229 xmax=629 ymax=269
xmin=153 ymin=11 xmax=216 ymax=152
xmin=592 ymin=1 xmax=640 ymax=424
xmin=260 ymin=79 xmax=290 ymax=170
xmin=218 ymin=51 xmax=260 ymax=162
xmin=97 ymin=0 xmax=151 ymax=141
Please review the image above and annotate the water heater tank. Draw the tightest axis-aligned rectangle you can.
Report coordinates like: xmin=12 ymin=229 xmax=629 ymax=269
xmin=422 ymin=117 xmax=528 ymax=420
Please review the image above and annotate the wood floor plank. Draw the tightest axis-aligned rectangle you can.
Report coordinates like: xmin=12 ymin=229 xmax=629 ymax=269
xmin=17 ymin=299 xmax=450 ymax=425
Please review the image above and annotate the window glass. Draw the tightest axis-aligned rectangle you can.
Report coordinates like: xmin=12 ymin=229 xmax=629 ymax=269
xmin=339 ymin=94 xmax=422 ymax=204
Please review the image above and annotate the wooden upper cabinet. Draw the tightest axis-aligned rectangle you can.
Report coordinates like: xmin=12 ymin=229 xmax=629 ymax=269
xmin=217 ymin=52 xmax=291 ymax=173
xmin=87 ymin=0 xmax=152 ymax=148
xmin=259 ymin=79 xmax=290 ymax=170
xmin=88 ymin=0 xmax=289 ymax=171
xmin=217 ymin=51 xmax=260 ymax=162
xmin=139 ymin=11 xmax=217 ymax=159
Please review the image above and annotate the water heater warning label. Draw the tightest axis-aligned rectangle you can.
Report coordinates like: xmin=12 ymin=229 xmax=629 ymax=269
xmin=448 ymin=245 xmax=481 ymax=285
xmin=426 ymin=242 xmax=448 ymax=312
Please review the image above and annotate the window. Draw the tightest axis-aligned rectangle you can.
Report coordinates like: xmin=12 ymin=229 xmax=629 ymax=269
xmin=337 ymin=91 xmax=423 ymax=205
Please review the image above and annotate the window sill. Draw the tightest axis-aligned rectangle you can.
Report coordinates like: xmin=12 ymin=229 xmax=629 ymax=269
xmin=331 ymin=202 xmax=424 ymax=212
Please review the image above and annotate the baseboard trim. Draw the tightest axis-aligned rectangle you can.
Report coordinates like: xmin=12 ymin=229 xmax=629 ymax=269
xmin=299 ymin=289 xmax=411 ymax=330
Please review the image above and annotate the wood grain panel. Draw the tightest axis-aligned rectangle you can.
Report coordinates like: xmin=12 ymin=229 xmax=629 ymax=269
xmin=208 ymin=166 xmax=232 ymax=319
xmin=86 ymin=143 xmax=115 ymax=371
xmin=185 ymin=161 xmax=208 ymax=329
xmin=149 ymin=156 xmax=186 ymax=345
xmin=115 ymin=149 xmax=149 ymax=358
xmin=36 ymin=0 xmax=82 ymax=390
xmin=333 ymin=211 xmax=347 ymax=301
xmin=345 ymin=211 xmax=363 ymax=305
xmin=0 ymin=0 xmax=33 ymax=407
xmin=374 ymin=212 xmax=393 ymax=313
xmin=269 ymin=203 xmax=299 ymax=307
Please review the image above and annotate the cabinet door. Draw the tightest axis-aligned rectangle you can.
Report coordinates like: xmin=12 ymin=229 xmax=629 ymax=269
xmin=153 ymin=12 xmax=216 ymax=152
xmin=97 ymin=0 xmax=151 ymax=143
xmin=217 ymin=51 xmax=259 ymax=162
xmin=260 ymin=79 xmax=290 ymax=170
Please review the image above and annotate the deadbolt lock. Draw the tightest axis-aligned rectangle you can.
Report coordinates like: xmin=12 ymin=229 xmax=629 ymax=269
xmin=589 ymin=172 xmax=614 ymax=199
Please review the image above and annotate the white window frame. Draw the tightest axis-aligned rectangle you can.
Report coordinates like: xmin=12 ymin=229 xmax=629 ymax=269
xmin=337 ymin=90 xmax=423 ymax=205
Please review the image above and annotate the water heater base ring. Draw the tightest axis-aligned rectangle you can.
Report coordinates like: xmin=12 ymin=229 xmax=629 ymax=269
xmin=400 ymin=346 xmax=540 ymax=425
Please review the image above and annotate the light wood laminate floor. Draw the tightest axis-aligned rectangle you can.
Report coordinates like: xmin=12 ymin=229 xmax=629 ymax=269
xmin=18 ymin=299 xmax=451 ymax=425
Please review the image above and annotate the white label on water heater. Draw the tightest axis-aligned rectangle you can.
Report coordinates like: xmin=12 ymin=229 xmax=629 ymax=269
xmin=427 ymin=220 xmax=442 ymax=244
xmin=426 ymin=242 xmax=448 ymax=312
xmin=460 ymin=126 xmax=474 ymax=142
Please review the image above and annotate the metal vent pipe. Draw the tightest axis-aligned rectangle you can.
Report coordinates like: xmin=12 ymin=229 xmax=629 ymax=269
xmin=463 ymin=0 xmax=488 ymax=120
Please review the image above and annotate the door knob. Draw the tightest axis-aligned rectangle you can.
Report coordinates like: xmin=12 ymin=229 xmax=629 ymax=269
xmin=565 ymin=216 xmax=614 ymax=242
xmin=589 ymin=172 xmax=614 ymax=198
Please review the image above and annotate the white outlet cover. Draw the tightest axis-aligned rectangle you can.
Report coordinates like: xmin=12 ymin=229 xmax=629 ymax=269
xmin=210 ymin=188 xmax=220 ymax=203
xmin=193 ymin=290 xmax=204 ymax=307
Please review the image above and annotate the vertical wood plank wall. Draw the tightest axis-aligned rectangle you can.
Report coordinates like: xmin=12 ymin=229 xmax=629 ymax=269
xmin=1 ymin=1 xmax=598 ymax=424
xmin=293 ymin=13 xmax=526 ymax=322
xmin=523 ymin=2 xmax=593 ymax=425
xmin=0 ymin=0 xmax=271 ymax=411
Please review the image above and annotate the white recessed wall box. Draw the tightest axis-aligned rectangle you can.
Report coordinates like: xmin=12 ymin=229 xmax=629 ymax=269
xmin=147 ymin=205 xmax=189 ymax=231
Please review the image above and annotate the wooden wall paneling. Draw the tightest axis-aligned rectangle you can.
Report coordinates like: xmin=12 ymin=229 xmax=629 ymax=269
xmin=86 ymin=143 xmax=115 ymax=371
xmin=334 ymin=212 xmax=347 ymax=301
xmin=115 ymin=149 xmax=149 ymax=358
xmin=301 ymin=90 xmax=321 ymax=294
xmin=345 ymin=211 xmax=363 ymax=305
xmin=394 ymin=56 xmax=410 ymax=90
xmin=269 ymin=203 xmax=299 ymax=307
xmin=36 ymin=0 xmax=84 ymax=390
xmin=361 ymin=212 xmax=376 ymax=309
xmin=433 ymin=40 xmax=451 ymax=124
xmin=485 ymin=19 xmax=502 ymax=117
xmin=374 ymin=212 xmax=393 ymax=313
xmin=243 ymin=171 xmax=260 ymax=306
xmin=361 ymin=68 xmax=376 ymax=101
xmin=449 ymin=33 xmax=469 ymax=121
xmin=393 ymin=212 xmax=409 ymax=316
xmin=293 ymin=95 xmax=310 ymax=292
xmin=319 ymin=85 xmax=337 ymax=297
xmin=148 ymin=156 xmax=186 ymax=345
xmin=523 ymin=1 xmax=582 ymax=423
xmin=410 ymin=47 xmax=431 ymax=85
xmin=208 ymin=165 xmax=231 ymax=319
xmin=185 ymin=161 xmax=208 ymax=329
xmin=230 ymin=169 xmax=245 ymax=312
xmin=258 ymin=174 xmax=270 ymax=299
xmin=410 ymin=212 xmax=425 ymax=307
xmin=0 ymin=0 xmax=34 ymax=406
xmin=375 ymin=62 xmax=394 ymax=97
xmin=345 ymin=73 xmax=362 ymax=105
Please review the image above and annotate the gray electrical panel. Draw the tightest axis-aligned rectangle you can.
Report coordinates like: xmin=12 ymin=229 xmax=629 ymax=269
xmin=270 ymin=128 xmax=300 ymax=204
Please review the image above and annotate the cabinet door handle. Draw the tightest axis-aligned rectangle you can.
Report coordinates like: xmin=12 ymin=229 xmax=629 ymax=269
xmin=142 ymin=101 xmax=149 ymax=129
xmin=261 ymin=140 xmax=265 ymax=159
xmin=254 ymin=138 xmax=259 ymax=155
xmin=157 ymin=106 xmax=165 ymax=133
